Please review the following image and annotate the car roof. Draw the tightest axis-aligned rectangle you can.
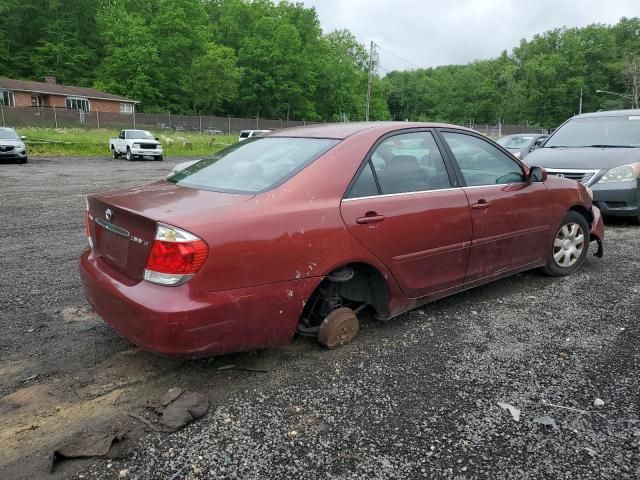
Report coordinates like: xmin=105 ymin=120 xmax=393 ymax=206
xmin=268 ymin=121 xmax=472 ymax=140
xmin=574 ymin=109 xmax=640 ymax=119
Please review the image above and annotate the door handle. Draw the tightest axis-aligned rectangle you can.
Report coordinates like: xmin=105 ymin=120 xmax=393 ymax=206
xmin=472 ymin=200 xmax=491 ymax=209
xmin=356 ymin=212 xmax=385 ymax=224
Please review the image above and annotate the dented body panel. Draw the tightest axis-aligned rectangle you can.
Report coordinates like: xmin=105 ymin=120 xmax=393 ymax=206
xmin=80 ymin=122 xmax=604 ymax=357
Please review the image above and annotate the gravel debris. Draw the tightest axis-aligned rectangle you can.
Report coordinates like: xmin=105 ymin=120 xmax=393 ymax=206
xmin=0 ymin=157 xmax=638 ymax=480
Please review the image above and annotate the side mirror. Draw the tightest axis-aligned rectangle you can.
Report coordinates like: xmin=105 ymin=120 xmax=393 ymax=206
xmin=21 ymin=136 xmax=26 ymax=140
xmin=529 ymin=166 xmax=547 ymax=183
xmin=155 ymin=137 xmax=160 ymax=141
xmin=534 ymin=137 xmax=546 ymax=149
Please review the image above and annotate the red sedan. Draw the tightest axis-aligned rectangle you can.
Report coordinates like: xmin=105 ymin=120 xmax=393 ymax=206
xmin=80 ymin=123 xmax=604 ymax=357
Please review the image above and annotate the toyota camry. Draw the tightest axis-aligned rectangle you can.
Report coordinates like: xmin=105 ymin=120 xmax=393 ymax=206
xmin=80 ymin=122 xmax=604 ymax=357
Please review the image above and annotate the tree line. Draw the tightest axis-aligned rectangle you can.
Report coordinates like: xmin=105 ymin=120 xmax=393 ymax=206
xmin=0 ymin=0 xmax=638 ymax=127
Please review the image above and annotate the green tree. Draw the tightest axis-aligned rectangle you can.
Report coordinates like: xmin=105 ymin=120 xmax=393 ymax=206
xmin=94 ymin=0 xmax=161 ymax=109
xmin=150 ymin=0 xmax=211 ymax=113
xmin=191 ymin=43 xmax=243 ymax=114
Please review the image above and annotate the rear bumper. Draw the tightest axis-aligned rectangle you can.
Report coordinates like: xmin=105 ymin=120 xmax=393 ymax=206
xmin=592 ymin=180 xmax=640 ymax=217
xmin=79 ymin=249 xmax=318 ymax=357
xmin=590 ymin=206 xmax=604 ymax=258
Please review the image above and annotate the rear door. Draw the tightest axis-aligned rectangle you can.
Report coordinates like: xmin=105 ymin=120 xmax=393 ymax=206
xmin=340 ymin=130 xmax=472 ymax=299
xmin=438 ymin=130 xmax=553 ymax=283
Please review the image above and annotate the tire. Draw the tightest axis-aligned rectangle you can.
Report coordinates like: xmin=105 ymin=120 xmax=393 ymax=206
xmin=317 ymin=307 xmax=359 ymax=349
xmin=111 ymin=147 xmax=119 ymax=159
xmin=155 ymin=155 xmax=163 ymax=161
xmin=20 ymin=157 xmax=27 ymax=164
xmin=541 ymin=211 xmax=590 ymax=277
xmin=126 ymin=148 xmax=133 ymax=161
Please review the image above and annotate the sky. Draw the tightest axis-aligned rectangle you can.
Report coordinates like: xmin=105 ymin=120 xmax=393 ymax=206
xmin=301 ymin=0 xmax=640 ymax=72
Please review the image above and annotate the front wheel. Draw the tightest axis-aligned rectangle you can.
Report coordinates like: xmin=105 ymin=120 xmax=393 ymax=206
xmin=541 ymin=211 xmax=590 ymax=277
xmin=155 ymin=155 xmax=163 ymax=161
xmin=20 ymin=157 xmax=27 ymax=164
xmin=126 ymin=148 xmax=133 ymax=161
xmin=111 ymin=147 xmax=119 ymax=159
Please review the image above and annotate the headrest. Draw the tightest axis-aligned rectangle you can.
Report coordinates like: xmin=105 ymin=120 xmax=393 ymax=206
xmin=388 ymin=155 xmax=418 ymax=168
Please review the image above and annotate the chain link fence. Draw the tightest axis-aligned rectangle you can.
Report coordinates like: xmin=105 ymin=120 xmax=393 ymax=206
xmin=0 ymin=105 xmax=322 ymax=134
xmin=0 ymin=105 xmax=548 ymax=137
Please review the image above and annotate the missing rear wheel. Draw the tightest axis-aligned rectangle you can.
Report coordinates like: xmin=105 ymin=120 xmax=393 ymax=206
xmin=317 ymin=307 xmax=359 ymax=349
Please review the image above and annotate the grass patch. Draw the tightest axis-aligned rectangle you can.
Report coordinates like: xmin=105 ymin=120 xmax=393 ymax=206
xmin=16 ymin=127 xmax=236 ymax=158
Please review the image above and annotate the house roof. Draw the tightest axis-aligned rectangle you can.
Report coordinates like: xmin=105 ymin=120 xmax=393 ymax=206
xmin=0 ymin=77 xmax=138 ymax=103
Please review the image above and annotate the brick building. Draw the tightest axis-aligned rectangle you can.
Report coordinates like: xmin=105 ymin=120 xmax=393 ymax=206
xmin=0 ymin=76 xmax=138 ymax=114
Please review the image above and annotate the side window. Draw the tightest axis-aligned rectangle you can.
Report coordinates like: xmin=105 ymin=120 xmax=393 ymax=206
xmin=442 ymin=132 xmax=525 ymax=186
xmin=370 ymin=131 xmax=452 ymax=195
xmin=347 ymin=161 xmax=379 ymax=199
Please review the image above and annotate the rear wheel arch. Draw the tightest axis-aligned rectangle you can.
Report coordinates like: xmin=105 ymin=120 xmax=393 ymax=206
xmin=299 ymin=262 xmax=390 ymax=327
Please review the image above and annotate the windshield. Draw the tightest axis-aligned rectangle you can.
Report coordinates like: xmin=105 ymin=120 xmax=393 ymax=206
xmin=545 ymin=115 xmax=640 ymax=147
xmin=125 ymin=130 xmax=154 ymax=140
xmin=167 ymin=137 xmax=339 ymax=194
xmin=0 ymin=128 xmax=19 ymax=140
xmin=497 ymin=136 xmax=535 ymax=149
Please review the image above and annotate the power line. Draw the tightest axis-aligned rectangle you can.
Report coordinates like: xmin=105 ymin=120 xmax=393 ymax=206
xmin=375 ymin=43 xmax=422 ymax=70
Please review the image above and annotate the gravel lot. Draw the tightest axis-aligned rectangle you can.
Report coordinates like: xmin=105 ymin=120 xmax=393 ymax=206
xmin=1 ymin=157 xmax=638 ymax=480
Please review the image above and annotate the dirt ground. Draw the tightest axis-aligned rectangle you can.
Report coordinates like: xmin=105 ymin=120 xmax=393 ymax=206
xmin=0 ymin=157 xmax=638 ymax=480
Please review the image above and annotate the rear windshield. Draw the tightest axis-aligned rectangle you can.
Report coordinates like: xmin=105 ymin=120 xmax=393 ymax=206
xmin=0 ymin=128 xmax=19 ymax=140
xmin=497 ymin=136 xmax=534 ymax=149
xmin=167 ymin=137 xmax=339 ymax=194
xmin=544 ymin=116 xmax=640 ymax=148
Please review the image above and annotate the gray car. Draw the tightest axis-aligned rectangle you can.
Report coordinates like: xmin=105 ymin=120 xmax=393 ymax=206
xmin=0 ymin=127 xmax=27 ymax=164
xmin=497 ymin=133 xmax=548 ymax=160
xmin=527 ymin=109 xmax=640 ymax=223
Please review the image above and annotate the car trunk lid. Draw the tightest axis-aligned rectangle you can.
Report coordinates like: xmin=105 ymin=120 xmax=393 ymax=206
xmin=88 ymin=181 xmax=253 ymax=281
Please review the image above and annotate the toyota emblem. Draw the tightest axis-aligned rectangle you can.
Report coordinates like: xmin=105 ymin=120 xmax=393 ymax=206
xmin=105 ymin=208 xmax=113 ymax=221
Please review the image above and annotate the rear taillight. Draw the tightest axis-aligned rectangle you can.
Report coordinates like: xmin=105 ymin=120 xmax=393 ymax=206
xmin=85 ymin=198 xmax=93 ymax=248
xmin=143 ymin=224 xmax=208 ymax=286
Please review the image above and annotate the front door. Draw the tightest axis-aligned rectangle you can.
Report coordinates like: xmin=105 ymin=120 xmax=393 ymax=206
xmin=340 ymin=131 xmax=473 ymax=298
xmin=439 ymin=130 xmax=553 ymax=283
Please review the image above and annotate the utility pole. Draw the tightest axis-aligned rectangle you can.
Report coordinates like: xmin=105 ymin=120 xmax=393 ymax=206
xmin=365 ymin=41 xmax=378 ymax=122
xmin=579 ymin=88 xmax=583 ymax=115
xmin=629 ymin=57 xmax=640 ymax=109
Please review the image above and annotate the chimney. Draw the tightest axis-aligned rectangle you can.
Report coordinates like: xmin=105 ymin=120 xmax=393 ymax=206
xmin=44 ymin=75 xmax=57 ymax=84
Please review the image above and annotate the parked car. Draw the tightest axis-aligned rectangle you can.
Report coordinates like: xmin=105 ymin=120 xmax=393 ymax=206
xmin=238 ymin=129 xmax=271 ymax=141
xmin=497 ymin=133 xmax=548 ymax=160
xmin=80 ymin=122 xmax=604 ymax=357
xmin=204 ymin=128 xmax=224 ymax=135
xmin=526 ymin=109 xmax=640 ymax=223
xmin=0 ymin=127 xmax=27 ymax=164
xmin=109 ymin=129 xmax=163 ymax=161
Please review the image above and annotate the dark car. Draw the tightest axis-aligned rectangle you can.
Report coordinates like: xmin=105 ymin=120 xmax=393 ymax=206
xmin=497 ymin=133 xmax=548 ymax=160
xmin=527 ymin=110 xmax=640 ymax=223
xmin=80 ymin=122 xmax=603 ymax=357
xmin=0 ymin=127 xmax=27 ymax=164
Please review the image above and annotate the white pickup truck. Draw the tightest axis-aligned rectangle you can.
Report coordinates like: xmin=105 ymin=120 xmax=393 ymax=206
xmin=109 ymin=129 xmax=164 ymax=161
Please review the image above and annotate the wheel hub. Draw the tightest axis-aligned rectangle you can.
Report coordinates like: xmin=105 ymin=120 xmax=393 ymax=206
xmin=552 ymin=222 xmax=585 ymax=268
xmin=317 ymin=307 xmax=359 ymax=349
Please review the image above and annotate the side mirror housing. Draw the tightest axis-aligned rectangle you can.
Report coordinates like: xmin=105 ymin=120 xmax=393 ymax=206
xmin=529 ymin=166 xmax=547 ymax=183
xmin=534 ymin=137 xmax=546 ymax=149
xmin=21 ymin=136 xmax=26 ymax=140
xmin=155 ymin=137 xmax=160 ymax=141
